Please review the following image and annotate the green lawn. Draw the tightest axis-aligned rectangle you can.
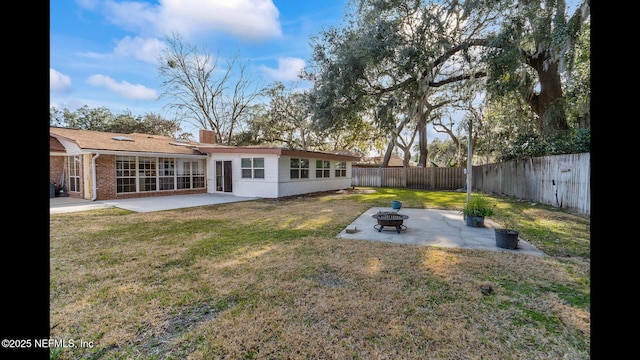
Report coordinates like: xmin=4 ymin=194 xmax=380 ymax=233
xmin=49 ymin=188 xmax=590 ymax=359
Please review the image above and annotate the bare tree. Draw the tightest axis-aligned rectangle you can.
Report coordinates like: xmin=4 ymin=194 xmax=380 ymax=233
xmin=157 ymin=33 xmax=263 ymax=144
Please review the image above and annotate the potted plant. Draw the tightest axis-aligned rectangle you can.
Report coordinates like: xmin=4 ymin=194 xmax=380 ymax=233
xmin=461 ymin=195 xmax=495 ymax=227
xmin=494 ymin=218 xmax=519 ymax=249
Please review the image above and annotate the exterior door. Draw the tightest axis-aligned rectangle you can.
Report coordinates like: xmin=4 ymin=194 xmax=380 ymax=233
xmin=215 ymin=160 xmax=233 ymax=193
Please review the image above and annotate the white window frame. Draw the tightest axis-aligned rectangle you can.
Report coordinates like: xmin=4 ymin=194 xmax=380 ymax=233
xmin=316 ymin=160 xmax=331 ymax=178
xmin=335 ymin=161 xmax=347 ymax=177
xmin=290 ymin=158 xmax=309 ymax=179
xmin=116 ymin=156 xmax=205 ymax=193
xmin=67 ymin=155 xmax=81 ymax=192
xmin=241 ymin=158 xmax=265 ymax=179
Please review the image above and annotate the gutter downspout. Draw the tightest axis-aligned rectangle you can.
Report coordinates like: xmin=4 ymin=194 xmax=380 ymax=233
xmin=91 ymin=153 xmax=100 ymax=201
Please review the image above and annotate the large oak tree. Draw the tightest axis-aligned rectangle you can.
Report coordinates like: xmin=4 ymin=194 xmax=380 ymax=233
xmin=305 ymin=0 xmax=497 ymax=167
xmin=485 ymin=0 xmax=590 ymax=136
xmin=305 ymin=0 xmax=590 ymax=166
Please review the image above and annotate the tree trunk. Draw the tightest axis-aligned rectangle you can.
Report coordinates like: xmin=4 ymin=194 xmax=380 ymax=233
xmin=525 ymin=49 xmax=569 ymax=136
xmin=300 ymin=127 xmax=307 ymax=151
xmin=381 ymin=138 xmax=394 ymax=168
xmin=417 ymin=112 xmax=428 ymax=167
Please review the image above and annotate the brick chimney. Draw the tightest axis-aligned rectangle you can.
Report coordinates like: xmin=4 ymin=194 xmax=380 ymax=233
xmin=199 ymin=129 xmax=217 ymax=144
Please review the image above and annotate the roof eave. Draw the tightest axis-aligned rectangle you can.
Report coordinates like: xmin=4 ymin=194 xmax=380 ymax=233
xmin=66 ymin=149 xmax=208 ymax=158
xmin=196 ymin=146 xmax=359 ymax=161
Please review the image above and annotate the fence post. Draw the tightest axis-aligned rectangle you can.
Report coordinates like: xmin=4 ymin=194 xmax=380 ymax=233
xmin=402 ymin=166 xmax=407 ymax=188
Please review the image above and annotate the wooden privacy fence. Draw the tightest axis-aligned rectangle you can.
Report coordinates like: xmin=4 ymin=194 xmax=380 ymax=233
xmin=472 ymin=153 xmax=590 ymax=215
xmin=352 ymin=167 xmax=466 ymax=190
xmin=351 ymin=152 xmax=590 ymax=215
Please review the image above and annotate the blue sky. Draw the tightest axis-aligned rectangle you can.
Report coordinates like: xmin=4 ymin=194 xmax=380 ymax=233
xmin=50 ymin=0 xmax=349 ymax=123
xmin=50 ymin=0 xmax=585 ymax=146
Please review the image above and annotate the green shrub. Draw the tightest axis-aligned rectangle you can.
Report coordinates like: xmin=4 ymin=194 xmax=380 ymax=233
xmin=497 ymin=128 xmax=590 ymax=161
xmin=461 ymin=195 xmax=495 ymax=217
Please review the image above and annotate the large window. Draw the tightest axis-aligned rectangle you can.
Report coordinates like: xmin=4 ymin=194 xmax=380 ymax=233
xmin=116 ymin=156 xmax=137 ymax=193
xmin=158 ymin=157 xmax=175 ymax=190
xmin=335 ymin=161 xmax=347 ymax=177
xmin=290 ymin=158 xmax=309 ymax=179
xmin=116 ymin=156 xmax=205 ymax=193
xmin=316 ymin=160 xmax=330 ymax=178
xmin=68 ymin=155 xmax=81 ymax=192
xmin=177 ymin=159 xmax=205 ymax=189
xmin=241 ymin=158 xmax=265 ymax=179
xmin=177 ymin=160 xmax=191 ymax=189
xmin=138 ymin=157 xmax=157 ymax=191
xmin=191 ymin=160 xmax=205 ymax=188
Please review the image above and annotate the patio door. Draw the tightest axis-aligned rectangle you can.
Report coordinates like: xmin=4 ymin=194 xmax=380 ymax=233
xmin=215 ymin=160 xmax=233 ymax=193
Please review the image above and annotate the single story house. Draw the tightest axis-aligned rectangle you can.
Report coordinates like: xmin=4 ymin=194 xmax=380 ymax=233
xmin=50 ymin=127 xmax=360 ymax=201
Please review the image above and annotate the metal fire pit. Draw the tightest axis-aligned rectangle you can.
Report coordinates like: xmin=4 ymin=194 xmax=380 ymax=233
xmin=372 ymin=211 xmax=409 ymax=233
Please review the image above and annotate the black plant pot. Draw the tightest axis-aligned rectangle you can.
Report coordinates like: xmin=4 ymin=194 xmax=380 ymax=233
xmin=495 ymin=229 xmax=519 ymax=249
xmin=465 ymin=215 xmax=484 ymax=227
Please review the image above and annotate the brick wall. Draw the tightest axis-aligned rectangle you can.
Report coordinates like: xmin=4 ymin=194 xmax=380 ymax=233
xmin=199 ymin=129 xmax=217 ymax=144
xmin=95 ymin=154 xmax=116 ymax=200
xmin=50 ymin=155 xmax=85 ymax=199
xmin=94 ymin=154 xmax=207 ymax=200
xmin=50 ymin=156 xmax=65 ymax=186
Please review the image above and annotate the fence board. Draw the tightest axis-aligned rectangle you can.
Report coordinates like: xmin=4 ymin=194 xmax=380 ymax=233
xmin=352 ymin=167 xmax=465 ymax=191
xmin=351 ymin=152 xmax=590 ymax=215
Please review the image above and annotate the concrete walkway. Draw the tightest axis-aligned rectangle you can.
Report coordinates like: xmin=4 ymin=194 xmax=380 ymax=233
xmin=337 ymin=207 xmax=546 ymax=256
xmin=50 ymin=196 xmax=115 ymax=214
xmin=49 ymin=193 xmax=257 ymax=214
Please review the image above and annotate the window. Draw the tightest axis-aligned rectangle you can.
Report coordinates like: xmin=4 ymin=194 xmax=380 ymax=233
xmin=335 ymin=161 xmax=347 ymax=177
xmin=116 ymin=156 xmax=205 ymax=193
xmin=241 ymin=157 xmax=265 ymax=179
xmin=177 ymin=159 xmax=205 ymax=189
xmin=191 ymin=160 xmax=205 ymax=188
xmin=290 ymin=158 xmax=309 ymax=179
xmin=116 ymin=156 xmax=137 ymax=193
xmin=68 ymin=155 xmax=81 ymax=192
xmin=138 ymin=157 xmax=157 ymax=191
xmin=316 ymin=160 xmax=330 ymax=178
xmin=177 ymin=160 xmax=191 ymax=189
xmin=158 ymin=157 xmax=175 ymax=190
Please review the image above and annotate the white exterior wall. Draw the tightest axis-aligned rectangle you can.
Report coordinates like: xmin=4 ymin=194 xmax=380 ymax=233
xmin=276 ymin=156 xmax=352 ymax=197
xmin=206 ymin=154 xmax=280 ymax=198
xmin=206 ymin=153 xmax=353 ymax=198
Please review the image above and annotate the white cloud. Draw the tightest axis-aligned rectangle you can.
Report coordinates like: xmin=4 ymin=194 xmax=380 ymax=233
xmin=102 ymin=0 xmax=282 ymax=41
xmin=114 ymin=36 xmax=167 ymax=64
xmin=77 ymin=51 xmax=108 ymax=60
xmin=49 ymin=99 xmax=88 ymax=113
xmin=50 ymin=68 xmax=72 ymax=93
xmin=86 ymin=74 xmax=158 ymax=100
xmin=101 ymin=0 xmax=159 ymax=36
xmin=259 ymin=57 xmax=305 ymax=82
xmin=76 ymin=0 xmax=100 ymax=11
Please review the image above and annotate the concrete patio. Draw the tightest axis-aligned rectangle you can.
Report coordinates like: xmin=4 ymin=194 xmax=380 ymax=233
xmin=337 ymin=207 xmax=546 ymax=256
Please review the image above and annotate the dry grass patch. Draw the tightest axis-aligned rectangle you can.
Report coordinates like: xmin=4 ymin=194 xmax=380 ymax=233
xmin=50 ymin=191 xmax=589 ymax=359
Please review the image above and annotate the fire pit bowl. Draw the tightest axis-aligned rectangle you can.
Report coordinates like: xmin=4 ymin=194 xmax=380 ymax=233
xmin=372 ymin=211 xmax=409 ymax=233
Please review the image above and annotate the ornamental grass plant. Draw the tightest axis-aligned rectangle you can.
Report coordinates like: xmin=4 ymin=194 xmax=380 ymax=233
xmin=461 ymin=194 xmax=496 ymax=217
